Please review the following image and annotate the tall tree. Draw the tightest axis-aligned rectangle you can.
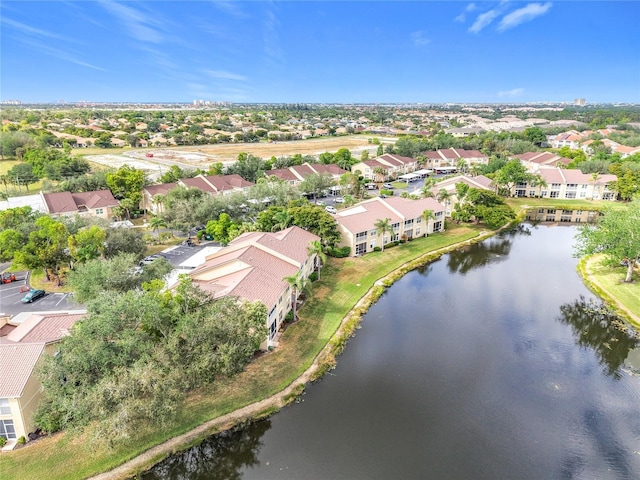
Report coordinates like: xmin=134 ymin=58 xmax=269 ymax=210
xmin=284 ymin=271 xmax=307 ymax=321
xmin=574 ymin=200 xmax=640 ymax=283
xmin=307 ymin=239 xmax=327 ymax=280
xmin=374 ymin=217 xmax=393 ymax=251
xmin=106 ymin=165 xmax=145 ymax=217
xmin=15 ymin=216 xmax=70 ymax=285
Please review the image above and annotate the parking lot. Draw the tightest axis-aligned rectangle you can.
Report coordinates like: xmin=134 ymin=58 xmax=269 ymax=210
xmin=0 ymin=271 xmax=79 ymax=316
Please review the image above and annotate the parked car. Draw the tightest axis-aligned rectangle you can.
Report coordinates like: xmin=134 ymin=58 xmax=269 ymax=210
xmin=325 ymin=206 xmax=338 ymax=214
xmin=365 ymin=183 xmax=378 ymax=190
xmin=316 ymin=200 xmax=326 ymax=206
xmin=1 ymin=272 xmax=17 ymax=284
xmin=382 ymin=183 xmax=394 ymax=189
xmin=21 ymin=289 xmax=46 ymax=303
xmin=139 ymin=254 xmax=162 ymax=266
xmin=334 ymin=197 xmax=345 ymax=204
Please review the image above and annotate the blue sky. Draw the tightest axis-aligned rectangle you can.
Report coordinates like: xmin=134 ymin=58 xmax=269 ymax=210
xmin=1 ymin=1 xmax=639 ymax=104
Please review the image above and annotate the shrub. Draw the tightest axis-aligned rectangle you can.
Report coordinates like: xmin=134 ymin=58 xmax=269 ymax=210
xmin=0 ymin=437 xmax=6 ymax=447
xmin=373 ymin=246 xmax=381 ymax=252
xmin=327 ymin=246 xmax=350 ymax=258
xmin=309 ymin=272 xmax=318 ymax=282
xmin=380 ymin=189 xmax=394 ymax=196
xmin=17 ymin=435 xmax=26 ymax=445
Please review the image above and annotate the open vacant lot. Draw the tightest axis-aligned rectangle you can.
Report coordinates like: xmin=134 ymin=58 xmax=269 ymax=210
xmin=81 ymin=135 xmax=386 ymax=171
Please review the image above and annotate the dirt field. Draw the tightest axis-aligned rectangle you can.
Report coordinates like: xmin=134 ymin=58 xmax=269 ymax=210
xmin=174 ymin=135 xmax=384 ymax=163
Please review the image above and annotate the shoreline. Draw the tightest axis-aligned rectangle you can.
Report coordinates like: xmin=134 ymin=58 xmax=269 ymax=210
xmin=89 ymin=230 xmax=498 ymax=479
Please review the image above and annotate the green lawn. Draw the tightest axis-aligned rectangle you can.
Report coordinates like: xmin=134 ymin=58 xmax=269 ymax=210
xmin=0 ymin=224 xmax=484 ymax=480
xmin=581 ymin=255 xmax=640 ymax=328
xmin=0 ymin=159 xmax=45 ymax=193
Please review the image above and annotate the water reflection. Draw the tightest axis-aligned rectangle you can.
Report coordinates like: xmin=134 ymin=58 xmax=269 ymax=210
xmin=141 ymin=420 xmax=269 ymax=480
xmin=558 ymin=296 xmax=639 ymax=379
xmin=445 ymin=224 xmax=532 ymax=275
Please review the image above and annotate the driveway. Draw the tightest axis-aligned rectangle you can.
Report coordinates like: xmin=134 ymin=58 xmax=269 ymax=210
xmin=0 ymin=271 xmax=81 ymax=317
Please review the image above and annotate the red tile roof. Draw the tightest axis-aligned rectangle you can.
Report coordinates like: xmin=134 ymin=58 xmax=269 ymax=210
xmin=1 ymin=313 xmax=84 ymax=345
xmin=0 ymin=343 xmax=45 ymax=397
xmin=42 ymin=190 xmax=118 ymax=214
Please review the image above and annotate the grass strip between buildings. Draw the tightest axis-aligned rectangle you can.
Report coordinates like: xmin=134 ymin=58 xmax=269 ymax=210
xmin=0 ymin=225 xmax=485 ymax=480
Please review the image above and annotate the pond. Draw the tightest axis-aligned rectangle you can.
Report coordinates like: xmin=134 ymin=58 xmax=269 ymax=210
xmin=142 ymin=224 xmax=640 ymax=480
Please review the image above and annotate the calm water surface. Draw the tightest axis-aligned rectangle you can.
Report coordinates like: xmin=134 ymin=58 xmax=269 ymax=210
xmin=143 ymin=224 xmax=640 ymax=480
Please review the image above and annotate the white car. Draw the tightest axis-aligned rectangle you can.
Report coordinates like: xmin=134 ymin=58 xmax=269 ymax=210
xmin=316 ymin=200 xmax=326 ymax=206
xmin=325 ymin=206 xmax=337 ymax=214
xmin=334 ymin=197 xmax=345 ymax=204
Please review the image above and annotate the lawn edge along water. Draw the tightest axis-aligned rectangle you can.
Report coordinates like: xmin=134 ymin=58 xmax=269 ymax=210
xmin=0 ymin=226 xmax=485 ymax=480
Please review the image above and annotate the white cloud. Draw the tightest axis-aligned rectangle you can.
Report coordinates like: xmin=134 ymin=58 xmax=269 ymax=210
xmin=211 ymin=0 xmax=247 ymax=18
xmin=203 ymin=69 xmax=248 ymax=81
xmin=469 ymin=8 xmax=501 ymax=33
xmin=20 ymin=37 xmax=107 ymax=72
xmin=99 ymin=1 xmax=166 ymax=44
xmin=411 ymin=31 xmax=430 ymax=47
xmin=455 ymin=3 xmax=477 ymax=22
xmin=263 ymin=9 xmax=285 ymax=63
xmin=498 ymin=88 xmax=525 ymax=97
xmin=2 ymin=17 xmax=68 ymax=41
xmin=498 ymin=2 xmax=553 ymax=32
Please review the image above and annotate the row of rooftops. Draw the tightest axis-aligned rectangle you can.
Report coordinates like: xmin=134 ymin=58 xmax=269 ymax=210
xmin=0 ymin=190 xmax=118 ymax=215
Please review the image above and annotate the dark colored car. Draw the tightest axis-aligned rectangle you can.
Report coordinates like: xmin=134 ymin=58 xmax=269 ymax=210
xmin=21 ymin=289 xmax=46 ymax=303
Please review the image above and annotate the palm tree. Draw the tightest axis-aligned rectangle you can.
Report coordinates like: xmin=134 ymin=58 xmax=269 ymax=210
xmin=422 ymin=209 xmax=435 ymax=236
xmin=421 ymin=177 xmax=436 ymax=198
xmin=284 ymin=271 xmax=308 ymax=321
xmin=307 ymin=240 xmax=327 ymax=280
xmin=149 ymin=215 xmax=167 ymax=239
xmin=272 ymin=209 xmax=293 ymax=232
xmin=374 ymin=217 xmax=394 ymax=251
xmin=373 ymin=166 xmax=386 ymax=186
xmin=590 ymin=172 xmax=601 ymax=200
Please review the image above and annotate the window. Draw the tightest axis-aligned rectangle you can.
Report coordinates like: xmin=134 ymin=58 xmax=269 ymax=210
xmin=0 ymin=419 xmax=16 ymax=440
xmin=515 ymin=190 xmax=526 ymax=197
xmin=370 ymin=229 xmax=377 ymax=237
xmin=0 ymin=399 xmax=10 ymax=415
xmin=355 ymin=243 xmax=366 ymax=255
xmin=580 ymin=192 xmax=586 ymax=198
xmin=529 ymin=191 xmax=536 ymax=197
xmin=547 ymin=209 xmax=556 ymax=214
xmin=560 ymin=216 xmax=572 ymax=222
xmin=433 ymin=221 xmax=443 ymax=231
xmin=565 ymin=192 xmax=576 ymax=199
xmin=540 ymin=191 xmax=548 ymax=197
xmin=551 ymin=183 xmax=561 ymax=189
xmin=356 ymin=231 xmax=367 ymax=241
xmin=566 ymin=183 xmax=577 ymax=189
xmin=546 ymin=215 xmax=556 ymax=221
xmin=269 ymin=319 xmax=277 ymax=339
xmin=581 ymin=184 xmax=588 ymax=189
xmin=416 ymin=228 xmax=421 ymax=235
xmin=538 ymin=208 xmax=544 ymax=214
xmin=550 ymin=191 xmax=559 ymax=198
xmin=416 ymin=217 xmax=422 ymax=223
xmin=404 ymin=219 xmax=414 ymax=227
xmin=516 ymin=182 xmax=527 ymax=188
xmin=392 ymin=222 xmax=400 ymax=232
xmin=95 ymin=208 xmax=104 ymax=215
xmin=562 ymin=210 xmax=573 ymax=214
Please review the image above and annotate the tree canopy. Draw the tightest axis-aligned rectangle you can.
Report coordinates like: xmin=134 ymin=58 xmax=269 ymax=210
xmin=574 ymin=199 xmax=640 ymax=282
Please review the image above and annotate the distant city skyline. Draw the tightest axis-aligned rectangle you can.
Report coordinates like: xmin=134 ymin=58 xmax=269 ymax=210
xmin=1 ymin=1 xmax=639 ymax=104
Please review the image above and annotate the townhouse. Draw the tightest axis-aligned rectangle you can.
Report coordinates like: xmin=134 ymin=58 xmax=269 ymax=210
xmin=41 ymin=190 xmax=119 ymax=220
xmin=512 ymin=168 xmax=617 ymax=200
xmin=0 ymin=312 xmax=85 ymax=448
xmin=140 ymin=174 xmax=254 ymax=213
xmin=186 ymin=226 xmax=320 ymax=348
xmin=419 ymin=149 xmax=489 ymax=170
xmin=333 ymin=196 xmax=446 ymax=256
xmin=350 ymin=154 xmax=418 ymax=181
xmin=426 ymin=175 xmax=494 ymax=216
xmin=516 ymin=152 xmax=572 ymax=170
xmin=265 ymin=163 xmax=347 ymax=186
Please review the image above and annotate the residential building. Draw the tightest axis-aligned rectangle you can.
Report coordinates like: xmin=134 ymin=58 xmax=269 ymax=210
xmin=333 ymin=196 xmax=446 ymax=256
xmin=265 ymin=163 xmax=347 ymax=185
xmin=351 ymin=154 xmax=418 ymax=181
xmin=525 ymin=207 xmax=600 ymax=224
xmin=41 ymin=190 xmax=119 ymax=219
xmin=516 ymin=152 xmax=572 ymax=171
xmin=512 ymin=168 xmax=617 ymax=200
xmin=141 ymin=182 xmax=178 ymax=214
xmin=187 ymin=226 xmax=320 ymax=347
xmin=426 ymin=175 xmax=493 ymax=216
xmin=179 ymin=174 xmax=254 ymax=196
xmin=0 ymin=312 xmax=85 ymax=449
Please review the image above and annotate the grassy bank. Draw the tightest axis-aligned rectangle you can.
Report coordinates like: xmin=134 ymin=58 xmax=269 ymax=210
xmin=0 ymin=225 xmax=484 ymax=480
xmin=578 ymin=254 xmax=640 ymax=329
